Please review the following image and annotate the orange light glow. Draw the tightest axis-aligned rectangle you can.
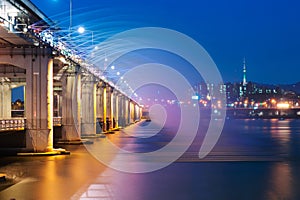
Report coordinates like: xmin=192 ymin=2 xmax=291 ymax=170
xmin=277 ymin=102 xmax=290 ymax=109
xmin=271 ymin=99 xmax=277 ymax=104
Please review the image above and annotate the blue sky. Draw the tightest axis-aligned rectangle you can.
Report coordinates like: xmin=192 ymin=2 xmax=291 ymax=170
xmin=30 ymin=0 xmax=300 ymax=84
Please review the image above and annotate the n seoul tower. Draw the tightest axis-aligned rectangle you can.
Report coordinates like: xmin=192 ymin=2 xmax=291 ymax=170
xmin=242 ymin=57 xmax=247 ymax=86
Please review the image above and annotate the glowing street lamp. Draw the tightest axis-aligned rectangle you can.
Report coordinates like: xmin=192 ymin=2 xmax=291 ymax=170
xmin=77 ymin=26 xmax=94 ymax=46
xmin=77 ymin=26 xmax=85 ymax=34
xmin=69 ymin=0 xmax=72 ymax=31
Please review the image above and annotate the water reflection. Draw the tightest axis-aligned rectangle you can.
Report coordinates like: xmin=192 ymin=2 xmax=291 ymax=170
xmin=265 ymin=163 xmax=292 ymax=200
xmin=270 ymin=119 xmax=292 ymax=142
xmin=72 ymin=161 xmax=300 ymax=200
xmin=72 ymin=119 xmax=300 ymax=200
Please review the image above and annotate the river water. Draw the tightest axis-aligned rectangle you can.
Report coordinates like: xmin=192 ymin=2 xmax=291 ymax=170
xmin=97 ymin=118 xmax=300 ymax=200
xmin=0 ymin=118 xmax=300 ymax=200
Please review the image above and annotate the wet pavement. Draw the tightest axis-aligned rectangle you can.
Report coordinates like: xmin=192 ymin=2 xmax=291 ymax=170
xmin=1 ymin=119 xmax=300 ymax=200
xmin=0 ymin=145 xmax=106 ymax=199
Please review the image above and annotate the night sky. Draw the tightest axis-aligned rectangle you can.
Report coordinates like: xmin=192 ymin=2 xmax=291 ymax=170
xmin=30 ymin=0 xmax=300 ymax=84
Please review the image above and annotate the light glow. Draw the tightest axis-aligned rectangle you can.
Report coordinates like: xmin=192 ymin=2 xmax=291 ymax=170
xmin=192 ymin=95 xmax=199 ymax=100
xmin=78 ymin=26 xmax=85 ymax=34
xmin=277 ymin=102 xmax=290 ymax=109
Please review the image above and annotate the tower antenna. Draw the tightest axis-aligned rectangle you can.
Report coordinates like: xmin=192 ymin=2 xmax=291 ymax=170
xmin=242 ymin=57 xmax=247 ymax=86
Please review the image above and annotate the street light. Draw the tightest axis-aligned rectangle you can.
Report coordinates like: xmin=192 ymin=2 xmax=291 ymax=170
xmin=69 ymin=0 xmax=72 ymax=31
xmin=77 ymin=26 xmax=94 ymax=46
xmin=77 ymin=26 xmax=85 ymax=34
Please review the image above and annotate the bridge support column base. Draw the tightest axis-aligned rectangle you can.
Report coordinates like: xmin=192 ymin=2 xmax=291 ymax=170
xmin=81 ymin=123 xmax=96 ymax=137
xmin=56 ymin=139 xmax=93 ymax=145
xmin=61 ymin=124 xmax=81 ymax=141
xmin=17 ymin=148 xmax=70 ymax=156
xmin=26 ymin=129 xmax=53 ymax=153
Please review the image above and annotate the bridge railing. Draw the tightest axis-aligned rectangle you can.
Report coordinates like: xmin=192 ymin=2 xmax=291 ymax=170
xmin=53 ymin=117 xmax=62 ymax=127
xmin=0 ymin=117 xmax=63 ymax=132
xmin=0 ymin=119 xmax=26 ymax=131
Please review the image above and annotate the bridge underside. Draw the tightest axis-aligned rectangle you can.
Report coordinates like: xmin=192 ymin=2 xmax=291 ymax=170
xmin=0 ymin=47 xmax=141 ymax=152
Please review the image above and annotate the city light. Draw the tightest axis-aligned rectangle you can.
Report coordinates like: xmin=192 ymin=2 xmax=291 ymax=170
xmin=277 ymin=102 xmax=290 ymax=109
xmin=271 ymin=99 xmax=277 ymax=104
xmin=192 ymin=95 xmax=199 ymax=100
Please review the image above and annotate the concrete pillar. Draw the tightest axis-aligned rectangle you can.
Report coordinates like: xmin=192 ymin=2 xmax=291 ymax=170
xmin=130 ymin=101 xmax=134 ymax=124
xmin=129 ymin=101 xmax=133 ymax=123
xmin=102 ymin=84 xmax=107 ymax=132
xmin=139 ymin=105 xmax=143 ymax=121
xmin=0 ymin=83 xmax=11 ymax=118
xmin=105 ymin=86 xmax=113 ymax=131
xmin=96 ymin=83 xmax=103 ymax=133
xmin=135 ymin=104 xmax=141 ymax=121
xmin=125 ymin=98 xmax=129 ymax=126
xmin=134 ymin=104 xmax=139 ymax=122
xmin=132 ymin=102 xmax=135 ymax=122
xmin=25 ymin=56 xmax=53 ymax=152
xmin=114 ymin=92 xmax=119 ymax=128
xmin=122 ymin=96 xmax=127 ymax=126
xmin=61 ymin=72 xmax=81 ymax=140
xmin=81 ymin=76 xmax=97 ymax=136
xmin=122 ymin=97 xmax=125 ymax=126
xmin=109 ymin=87 xmax=114 ymax=130
xmin=118 ymin=95 xmax=124 ymax=128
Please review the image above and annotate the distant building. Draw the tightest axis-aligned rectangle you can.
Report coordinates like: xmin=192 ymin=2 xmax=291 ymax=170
xmin=192 ymin=59 xmax=300 ymax=108
xmin=225 ymin=82 xmax=240 ymax=104
xmin=239 ymin=58 xmax=247 ymax=98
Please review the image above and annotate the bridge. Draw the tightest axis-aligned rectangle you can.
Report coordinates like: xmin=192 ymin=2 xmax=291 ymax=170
xmin=227 ymin=107 xmax=300 ymax=119
xmin=0 ymin=0 xmax=142 ymax=152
